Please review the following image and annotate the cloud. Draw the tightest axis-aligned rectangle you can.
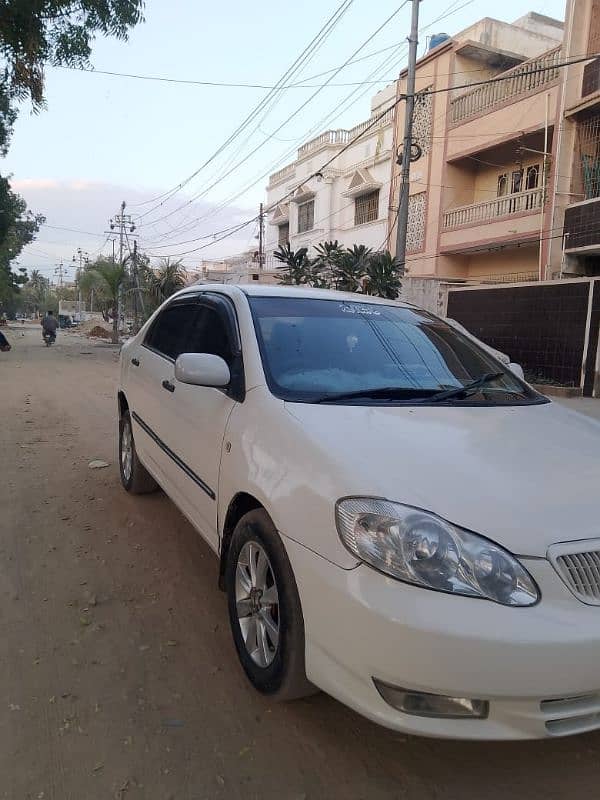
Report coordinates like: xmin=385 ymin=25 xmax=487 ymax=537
xmin=11 ymin=178 xmax=255 ymax=276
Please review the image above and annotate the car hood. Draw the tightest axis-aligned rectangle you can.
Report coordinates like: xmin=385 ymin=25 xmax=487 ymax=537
xmin=285 ymin=399 xmax=600 ymax=557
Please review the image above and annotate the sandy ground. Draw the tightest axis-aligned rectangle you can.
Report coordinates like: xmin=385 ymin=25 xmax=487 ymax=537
xmin=2 ymin=324 xmax=600 ymax=800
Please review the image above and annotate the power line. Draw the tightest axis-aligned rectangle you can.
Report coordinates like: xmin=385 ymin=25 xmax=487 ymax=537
xmin=131 ymin=0 xmax=356 ymax=215
xmin=139 ymin=4 xmax=411 ymax=231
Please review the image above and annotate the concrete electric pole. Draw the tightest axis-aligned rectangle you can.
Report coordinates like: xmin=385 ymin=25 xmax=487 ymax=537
xmin=258 ymin=203 xmax=265 ymax=270
xmin=394 ymin=0 xmax=421 ymax=272
xmin=107 ymin=202 xmax=136 ymax=334
xmin=72 ymin=247 xmax=89 ymax=321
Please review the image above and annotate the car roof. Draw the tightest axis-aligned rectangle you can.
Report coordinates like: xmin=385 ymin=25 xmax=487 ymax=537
xmin=180 ymin=282 xmax=414 ymax=308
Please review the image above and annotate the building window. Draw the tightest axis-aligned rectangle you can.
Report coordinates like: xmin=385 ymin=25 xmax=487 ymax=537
xmin=278 ymin=223 xmax=289 ymax=245
xmin=511 ymin=169 xmax=523 ymax=194
xmin=497 ymin=174 xmax=508 ymax=196
xmin=576 ymin=112 xmax=600 ymax=199
xmin=406 ymin=192 xmax=427 ymax=253
xmin=354 ymin=190 xmax=380 ymax=226
xmin=525 ymin=164 xmax=540 ymax=190
xmin=297 ymin=200 xmax=314 ymax=234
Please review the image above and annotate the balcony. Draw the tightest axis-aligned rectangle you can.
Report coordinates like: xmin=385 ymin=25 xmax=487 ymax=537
xmin=268 ymin=163 xmax=296 ymax=188
xmin=296 ymin=107 xmax=395 ymax=161
xmin=443 ymin=188 xmax=542 ymax=230
xmin=450 ymin=46 xmax=561 ymax=124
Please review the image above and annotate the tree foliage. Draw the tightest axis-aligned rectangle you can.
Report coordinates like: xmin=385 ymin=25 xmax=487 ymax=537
xmin=274 ymin=241 xmax=402 ymax=299
xmin=0 ymin=176 xmax=45 ymax=314
xmin=148 ymin=257 xmax=186 ymax=304
xmin=80 ymin=258 xmax=126 ymax=342
xmin=0 ymin=0 xmax=144 ymax=151
xmin=273 ymin=243 xmax=310 ymax=285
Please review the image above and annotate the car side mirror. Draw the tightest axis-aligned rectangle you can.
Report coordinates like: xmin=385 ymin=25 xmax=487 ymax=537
xmin=174 ymin=353 xmax=231 ymax=387
xmin=508 ymin=362 xmax=525 ymax=381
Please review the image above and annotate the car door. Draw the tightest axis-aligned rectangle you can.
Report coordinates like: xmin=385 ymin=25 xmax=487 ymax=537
xmin=164 ymin=293 xmax=242 ymax=551
xmin=127 ymin=300 xmax=198 ymax=489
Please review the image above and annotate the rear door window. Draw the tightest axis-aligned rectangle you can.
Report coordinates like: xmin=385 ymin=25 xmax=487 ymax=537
xmin=144 ymin=303 xmax=197 ymax=360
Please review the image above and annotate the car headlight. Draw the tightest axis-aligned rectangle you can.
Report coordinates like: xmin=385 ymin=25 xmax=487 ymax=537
xmin=335 ymin=498 xmax=539 ymax=606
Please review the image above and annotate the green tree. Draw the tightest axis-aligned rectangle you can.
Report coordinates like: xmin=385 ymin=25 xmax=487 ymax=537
xmin=80 ymin=259 xmax=126 ymax=343
xmin=334 ymin=244 xmax=372 ymax=293
xmin=149 ymin=258 xmax=186 ymax=304
xmin=0 ymin=176 xmax=45 ymax=315
xmin=310 ymin=240 xmax=343 ymax=288
xmin=273 ymin=243 xmax=311 ymax=285
xmin=20 ymin=269 xmax=50 ymax=315
xmin=0 ymin=1 xmax=144 ymax=149
xmin=363 ymin=251 xmax=403 ymax=300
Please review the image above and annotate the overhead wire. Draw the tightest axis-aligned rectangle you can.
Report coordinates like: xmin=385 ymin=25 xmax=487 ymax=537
xmin=131 ymin=0 xmax=356 ymax=215
xmin=137 ymin=0 xmax=477 ymax=244
xmin=138 ymin=3 xmax=411 ymax=231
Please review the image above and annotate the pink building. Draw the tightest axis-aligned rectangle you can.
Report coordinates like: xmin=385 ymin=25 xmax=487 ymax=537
xmin=389 ymin=13 xmax=564 ymax=282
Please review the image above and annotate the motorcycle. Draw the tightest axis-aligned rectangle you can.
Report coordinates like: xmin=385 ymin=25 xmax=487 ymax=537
xmin=42 ymin=330 xmax=56 ymax=347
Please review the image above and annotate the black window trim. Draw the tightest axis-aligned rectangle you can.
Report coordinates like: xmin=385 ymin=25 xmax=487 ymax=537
xmin=141 ymin=291 xmax=246 ymax=402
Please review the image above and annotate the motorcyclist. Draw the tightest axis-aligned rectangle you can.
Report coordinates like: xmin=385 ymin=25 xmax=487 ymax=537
xmin=41 ymin=310 xmax=58 ymax=343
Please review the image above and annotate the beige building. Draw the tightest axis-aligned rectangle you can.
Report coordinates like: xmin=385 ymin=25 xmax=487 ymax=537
xmin=389 ymin=12 xmax=564 ymax=282
xmin=548 ymin=0 xmax=600 ymax=278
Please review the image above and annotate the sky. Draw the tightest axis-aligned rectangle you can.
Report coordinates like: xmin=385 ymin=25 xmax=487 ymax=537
xmin=3 ymin=0 xmax=567 ymax=278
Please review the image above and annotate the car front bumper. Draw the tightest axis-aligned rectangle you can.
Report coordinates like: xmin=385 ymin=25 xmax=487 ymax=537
xmin=283 ymin=535 xmax=600 ymax=740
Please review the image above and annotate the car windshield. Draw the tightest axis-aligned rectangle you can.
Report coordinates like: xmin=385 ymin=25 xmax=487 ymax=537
xmin=249 ymin=296 xmax=544 ymax=406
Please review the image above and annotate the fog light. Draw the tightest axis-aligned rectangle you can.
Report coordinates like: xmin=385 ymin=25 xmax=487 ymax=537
xmin=373 ymin=679 xmax=488 ymax=719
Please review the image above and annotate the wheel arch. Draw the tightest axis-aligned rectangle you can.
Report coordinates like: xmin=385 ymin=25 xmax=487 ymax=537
xmin=117 ymin=390 xmax=129 ymax=418
xmin=219 ymin=492 xmax=264 ymax=590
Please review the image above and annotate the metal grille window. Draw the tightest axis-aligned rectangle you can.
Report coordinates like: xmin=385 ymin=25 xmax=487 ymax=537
xmin=297 ymin=200 xmax=314 ymax=234
xmin=354 ymin=190 xmax=380 ymax=226
xmin=575 ymin=112 xmax=600 ymax=199
xmin=406 ymin=192 xmax=427 ymax=253
xmin=278 ymin=223 xmax=289 ymax=245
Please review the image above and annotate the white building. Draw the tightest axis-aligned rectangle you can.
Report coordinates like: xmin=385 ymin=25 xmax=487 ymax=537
xmin=265 ymin=83 xmax=397 ymax=257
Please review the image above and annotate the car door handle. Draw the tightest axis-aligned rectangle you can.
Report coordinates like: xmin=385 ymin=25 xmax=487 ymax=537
xmin=131 ymin=357 xmax=140 ymax=367
xmin=162 ymin=379 xmax=175 ymax=393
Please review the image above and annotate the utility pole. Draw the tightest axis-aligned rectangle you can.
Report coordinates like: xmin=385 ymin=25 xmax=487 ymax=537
xmin=131 ymin=239 xmax=145 ymax=327
xmin=72 ymin=247 xmax=89 ymax=321
xmin=107 ymin=201 xmax=136 ymax=335
xmin=394 ymin=0 xmax=421 ymax=272
xmin=258 ymin=202 xmax=265 ymax=270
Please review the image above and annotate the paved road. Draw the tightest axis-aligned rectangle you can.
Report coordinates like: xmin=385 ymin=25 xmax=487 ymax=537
xmin=2 ymin=325 xmax=600 ymax=800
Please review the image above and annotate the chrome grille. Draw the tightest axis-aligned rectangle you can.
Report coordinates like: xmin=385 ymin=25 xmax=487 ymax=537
xmin=548 ymin=541 xmax=600 ymax=605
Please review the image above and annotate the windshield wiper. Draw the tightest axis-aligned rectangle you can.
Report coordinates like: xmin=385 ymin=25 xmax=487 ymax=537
xmin=311 ymin=386 xmax=436 ymax=404
xmin=425 ymin=372 xmax=505 ymax=403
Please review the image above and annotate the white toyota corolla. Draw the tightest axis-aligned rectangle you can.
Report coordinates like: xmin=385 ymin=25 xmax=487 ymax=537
xmin=118 ymin=284 xmax=600 ymax=740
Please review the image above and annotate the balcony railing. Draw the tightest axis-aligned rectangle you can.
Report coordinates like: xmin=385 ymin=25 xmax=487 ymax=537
xmin=269 ymin=163 xmax=296 ymax=186
xmin=450 ymin=46 xmax=561 ymax=124
xmin=296 ymin=107 xmax=395 ymax=160
xmin=443 ymin=187 xmax=542 ymax=230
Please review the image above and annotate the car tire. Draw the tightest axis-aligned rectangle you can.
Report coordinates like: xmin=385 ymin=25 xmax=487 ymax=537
xmin=119 ymin=410 xmax=158 ymax=494
xmin=225 ymin=509 xmax=317 ymax=701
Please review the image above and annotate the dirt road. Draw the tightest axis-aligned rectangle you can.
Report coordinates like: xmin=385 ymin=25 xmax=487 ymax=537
xmin=2 ymin=325 xmax=600 ymax=800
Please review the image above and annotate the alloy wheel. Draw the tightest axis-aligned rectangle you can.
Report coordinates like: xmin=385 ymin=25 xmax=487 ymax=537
xmin=235 ymin=541 xmax=280 ymax=667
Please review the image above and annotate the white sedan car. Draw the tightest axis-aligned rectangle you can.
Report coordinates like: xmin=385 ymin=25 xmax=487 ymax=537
xmin=118 ymin=284 xmax=600 ymax=740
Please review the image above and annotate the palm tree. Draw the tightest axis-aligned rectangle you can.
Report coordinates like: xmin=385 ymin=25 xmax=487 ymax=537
xmin=363 ymin=251 xmax=403 ymax=300
xmin=311 ymin=240 xmax=343 ymax=288
xmin=25 ymin=269 xmax=49 ymax=315
xmin=149 ymin=258 xmax=186 ymax=303
xmin=334 ymin=244 xmax=372 ymax=293
xmin=80 ymin=259 xmax=126 ymax=343
xmin=273 ymin=244 xmax=311 ymax=285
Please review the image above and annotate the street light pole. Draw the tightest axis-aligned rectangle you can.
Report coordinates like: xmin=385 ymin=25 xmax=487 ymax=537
xmin=394 ymin=0 xmax=421 ymax=272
